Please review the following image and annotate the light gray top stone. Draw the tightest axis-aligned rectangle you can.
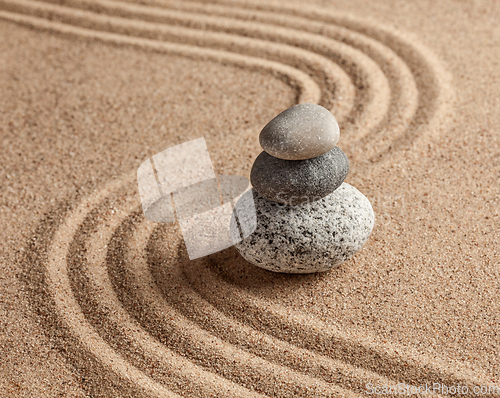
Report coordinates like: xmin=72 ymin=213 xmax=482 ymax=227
xmin=259 ymin=103 xmax=340 ymax=160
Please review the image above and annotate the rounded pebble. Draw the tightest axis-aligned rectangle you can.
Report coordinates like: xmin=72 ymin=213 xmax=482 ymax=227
xmin=259 ymin=103 xmax=340 ymax=160
xmin=250 ymin=146 xmax=349 ymax=205
xmin=231 ymin=183 xmax=374 ymax=273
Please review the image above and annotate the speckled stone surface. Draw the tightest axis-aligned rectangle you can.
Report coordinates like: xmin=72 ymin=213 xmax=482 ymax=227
xmin=231 ymin=183 xmax=374 ymax=273
xmin=250 ymin=146 xmax=349 ymax=205
xmin=259 ymin=103 xmax=340 ymax=160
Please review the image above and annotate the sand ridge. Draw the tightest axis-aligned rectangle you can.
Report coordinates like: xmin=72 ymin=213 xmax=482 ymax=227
xmin=25 ymin=172 xmax=495 ymax=397
xmin=1 ymin=0 xmax=499 ymax=396
xmin=0 ymin=0 xmax=454 ymax=165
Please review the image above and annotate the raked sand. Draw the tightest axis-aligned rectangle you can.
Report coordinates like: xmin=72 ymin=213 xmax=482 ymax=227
xmin=0 ymin=0 xmax=499 ymax=396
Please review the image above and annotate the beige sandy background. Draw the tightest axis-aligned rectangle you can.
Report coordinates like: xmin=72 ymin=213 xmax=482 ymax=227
xmin=0 ymin=0 xmax=499 ymax=396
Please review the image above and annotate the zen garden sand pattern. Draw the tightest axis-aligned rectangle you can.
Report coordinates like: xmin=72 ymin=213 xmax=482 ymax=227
xmin=0 ymin=0 xmax=499 ymax=397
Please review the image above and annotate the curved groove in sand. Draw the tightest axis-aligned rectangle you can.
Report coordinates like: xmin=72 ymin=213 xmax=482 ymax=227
xmin=34 ymin=173 xmax=495 ymax=397
xmin=98 ymin=0 xmax=450 ymax=157
xmin=31 ymin=170 xmax=497 ymax=397
xmin=33 ymin=0 xmax=390 ymax=132
xmin=179 ymin=250 xmax=497 ymax=394
xmin=37 ymin=175 xmax=180 ymax=398
xmin=0 ymin=0 xmax=454 ymax=161
xmin=137 ymin=224 xmax=449 ymax=397
xmin=105 ymin=210 xmax=365 ymax=397
xmin=69 ymin=189 xmax=265 ymax=397
xmin=114 ymin=217 xmax=403 ymax=397
xmin=0 ymin=11 xmax=320 ymax=106
xmin=16 ymin=1 xmax=467 ymax=396
xmin=0 ymin=0 xmax=450 ymax=161
xmin=169 ymin=0 xmax=454 ymax=154
xmin=0 ymin=0 xmax=349 ymax=114
xmin=33 ymin=174 xmax=446 ymax=397
xmin=109 ymin=0 xmax=419 ymax=117
xmin=50 ymin=0 xmax=404 ymax=143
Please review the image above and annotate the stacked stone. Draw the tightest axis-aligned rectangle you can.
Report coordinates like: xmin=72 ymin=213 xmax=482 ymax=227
xmin=232 ymin=103 xmax=375 ymax=274
xmin=252 ymin=103 xmax=348 ymax=205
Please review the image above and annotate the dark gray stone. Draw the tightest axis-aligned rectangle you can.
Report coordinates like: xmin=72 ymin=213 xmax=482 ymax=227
xmin=230 ymin=183 xmax=374 ymax=274
xmin=250 ymin=146 xmax=349 ymax=205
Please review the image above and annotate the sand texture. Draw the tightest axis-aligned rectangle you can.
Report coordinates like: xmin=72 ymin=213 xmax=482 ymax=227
xmin=0 ymin=0 xmax=499 ymax=396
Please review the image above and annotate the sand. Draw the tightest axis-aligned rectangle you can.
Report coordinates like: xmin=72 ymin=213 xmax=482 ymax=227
xmin=0 ymin=0 xmax=498 ymax=396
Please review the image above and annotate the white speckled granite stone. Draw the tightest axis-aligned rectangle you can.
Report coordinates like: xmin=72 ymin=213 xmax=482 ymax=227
xmin=259 ymin=103 xmax=340 ymax=160
xmin=230 ymin=183 xmax=374 ymax=273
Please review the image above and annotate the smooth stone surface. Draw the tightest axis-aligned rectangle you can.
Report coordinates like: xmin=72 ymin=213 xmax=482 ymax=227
xmin=250 ymin=146 xmax=349 ymax=205
xmin=259 ymin=103 xmax=340 ymax=160
xmin=231 ymin=183 xmax=374 ymax=274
